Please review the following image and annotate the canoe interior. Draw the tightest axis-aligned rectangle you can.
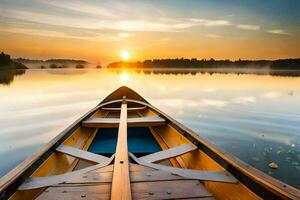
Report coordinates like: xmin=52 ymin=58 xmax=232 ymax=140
xmin=5 ymin=106 xmax=251 ymax=200
xmin=88 ymin=127 xmax=161 ymax=156
xmin=1 ymin=86 xmax=299 ymax=200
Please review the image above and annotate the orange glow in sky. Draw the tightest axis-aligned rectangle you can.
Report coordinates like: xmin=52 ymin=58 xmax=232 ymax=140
xmin=0 ymin=0 xmax=299 ymax=64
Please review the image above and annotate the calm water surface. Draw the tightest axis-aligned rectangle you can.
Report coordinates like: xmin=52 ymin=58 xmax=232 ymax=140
xmin=0 ymin=69 xmax=300 ymax=188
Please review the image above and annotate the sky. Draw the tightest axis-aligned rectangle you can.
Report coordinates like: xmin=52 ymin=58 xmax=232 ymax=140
xmin=0 ymin=0 xmax=300 ymax=64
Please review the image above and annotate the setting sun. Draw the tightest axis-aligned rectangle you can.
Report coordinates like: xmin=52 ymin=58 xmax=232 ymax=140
xmin=120 ymin=51 xmax=131 ymax=61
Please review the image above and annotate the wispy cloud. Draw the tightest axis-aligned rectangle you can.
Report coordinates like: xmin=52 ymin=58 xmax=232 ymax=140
xmin=205 ymin=34 xmax=221 ymax=38
xmin=0 ymin=0 xmax=273 ymax=41
xmin=46 ymin=1 xmax=118 ymax=19
xmin=267 ymin=29 xmax=290 ymax=35
xmin=232 ymin=96 xmax=256 ymax=104
xmin=236 ymin=24 xmax=260 ymax=31
xmin=189 ymin=18 xmax=231 ymax=26
xmin=262 ymin=91 xmax=284 ymax=99
xmin=118 ymin=32 xmax=132 ymax=38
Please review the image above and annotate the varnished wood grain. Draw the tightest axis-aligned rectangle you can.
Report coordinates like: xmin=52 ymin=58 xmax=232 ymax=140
xmin=56 ymin=145 xmax=109 ymax=164
xmin=18 ymin=155 xmax=114 ymax=190
xmin=130 ymin=153 xmax=238 ymax=183
xmin=101 ymin=106 xmax=146 ymax=112
xmin=131 ymin=180 xmax=212 ymax=199
xmin=36 ymin=184 xmax=111 ymax=200
xmin=82 ymin=116 xmax=165 ymax=128
xmin=139 ymin=143 xmax=197 ymax=163
xmin=111 ymin=102 xmax=132 ymax=199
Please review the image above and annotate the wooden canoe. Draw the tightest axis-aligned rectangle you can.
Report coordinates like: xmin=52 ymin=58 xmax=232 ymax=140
xmin=0 ymin=86 xmax=299 ymax=200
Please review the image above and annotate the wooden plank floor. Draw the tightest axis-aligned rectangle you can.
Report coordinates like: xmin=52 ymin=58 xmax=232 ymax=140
xmin=36 ymin=164 xmax=214 ymax=200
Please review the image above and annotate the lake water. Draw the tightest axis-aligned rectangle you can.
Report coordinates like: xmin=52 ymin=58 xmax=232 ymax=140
xmin=0 ymin=68 xmax=299 ymax=189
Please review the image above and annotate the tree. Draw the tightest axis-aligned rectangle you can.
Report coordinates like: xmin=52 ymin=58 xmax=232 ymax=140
xmin=76 ymin=64 xmax=84 ymax=68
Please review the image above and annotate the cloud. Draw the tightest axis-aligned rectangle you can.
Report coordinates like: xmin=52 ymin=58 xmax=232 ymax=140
xmin=189 ymin=18 xmax=231 ymax=26
xmin=236 ymin=24 xmax=260 ymax=30
xmin=205 ymin=34 xmax=221 ymax=38
xmin=232 ymin=96 xmax=256 ymax=104
xmin=267 ymin=29 xmax=290 ymax=35
xmin=118 ymin=32 xmax=132 ymax=38
xmin=263 ymin=91 xmax=284 ymax=99
xmin=45 ymin=1 xmax=118 ymax=18
xmin=203 ymin=88 xmax=217 ymax=92
xmin=200 ymin=99 xmax=227 ymax=108
xmin=0 ymin=0 xmax=266 ymax=40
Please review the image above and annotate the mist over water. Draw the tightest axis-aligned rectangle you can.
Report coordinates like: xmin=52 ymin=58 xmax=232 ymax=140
xmin=0 ymin=68 xmax=299 ymax=189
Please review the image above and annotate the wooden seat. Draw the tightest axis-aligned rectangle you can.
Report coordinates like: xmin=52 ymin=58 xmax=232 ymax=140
xmin=36 ymin=180 xmax=214 ymax=200
xmin=82 ymin=116 xmax=165 ymax=128
xmin=36 ymin=165 xmax=214 ymax=200
xmin=101 ymin=106 xmax=146 ymax=112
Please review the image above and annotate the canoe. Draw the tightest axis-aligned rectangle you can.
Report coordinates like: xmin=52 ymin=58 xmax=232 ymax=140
xmin=0 ymin=86 xmax=299 ymax=200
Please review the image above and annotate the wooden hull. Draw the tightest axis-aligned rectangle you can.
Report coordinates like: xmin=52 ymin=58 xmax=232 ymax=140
xmin=0 ymin=86 xmax=299 ymax=200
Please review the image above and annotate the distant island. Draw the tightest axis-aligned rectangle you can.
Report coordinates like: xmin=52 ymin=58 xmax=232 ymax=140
xmin=107 ymin=58 xmax=300 ymax=70
xmin=14 ymin=58 xmax=90 ymax=69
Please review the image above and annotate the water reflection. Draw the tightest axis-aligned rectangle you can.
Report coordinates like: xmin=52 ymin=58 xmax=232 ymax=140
xmin=0 ymin=69 xmax=299 ymax=189
xmin=2 ymin=68 xmax=300 ymax=86
xmin=110 ymin=68 xmax=300 ymax=76
xmin=0 ymin=69 xmax=26 ymax=85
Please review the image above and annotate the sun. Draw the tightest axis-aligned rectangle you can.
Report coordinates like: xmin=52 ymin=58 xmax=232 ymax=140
xmin=120 ymin=51 xmax=131 ymax=61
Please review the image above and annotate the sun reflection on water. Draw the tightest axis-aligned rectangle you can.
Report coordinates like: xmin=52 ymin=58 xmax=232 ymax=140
xmin=120 ymin=71 xmax=129 ymax=83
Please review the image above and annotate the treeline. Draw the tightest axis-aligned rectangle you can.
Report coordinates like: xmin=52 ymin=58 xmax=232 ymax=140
xmin=0 ymin=52 xmax=27 ymax=85
xmin=107 ymin=58 xmax=300 ymax=70
xmin=0 ymin=52 xmax=28 ymax=69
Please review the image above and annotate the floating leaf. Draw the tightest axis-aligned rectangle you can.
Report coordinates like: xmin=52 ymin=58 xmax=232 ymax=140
xmin=291 ymin=162 xmax=299 ymax=166
xmin=276 ymin=150 xmax=284 ymax=155
xmin=263 ymin=147 xmax=272 ymax=155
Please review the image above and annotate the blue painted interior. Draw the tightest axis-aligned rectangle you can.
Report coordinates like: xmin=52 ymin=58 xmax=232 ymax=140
xmin=88 ymin=127 xmax=161 ymax=155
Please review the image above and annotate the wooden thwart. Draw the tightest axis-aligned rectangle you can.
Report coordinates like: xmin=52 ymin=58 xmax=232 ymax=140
xmin=130 ymin=153 xmax=238 ymax=184
xmin=139 ymin=143 xmax=197 ymax=163
xmin=56 ymin=145 xmax=109 ymax=163
xmin=18 ymin=155 xmax=115 ymax=190
xmin=82 ymin=116 xmax=165 ymax=128
xmin=101 ymin=106 xmax=146 ymax=112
